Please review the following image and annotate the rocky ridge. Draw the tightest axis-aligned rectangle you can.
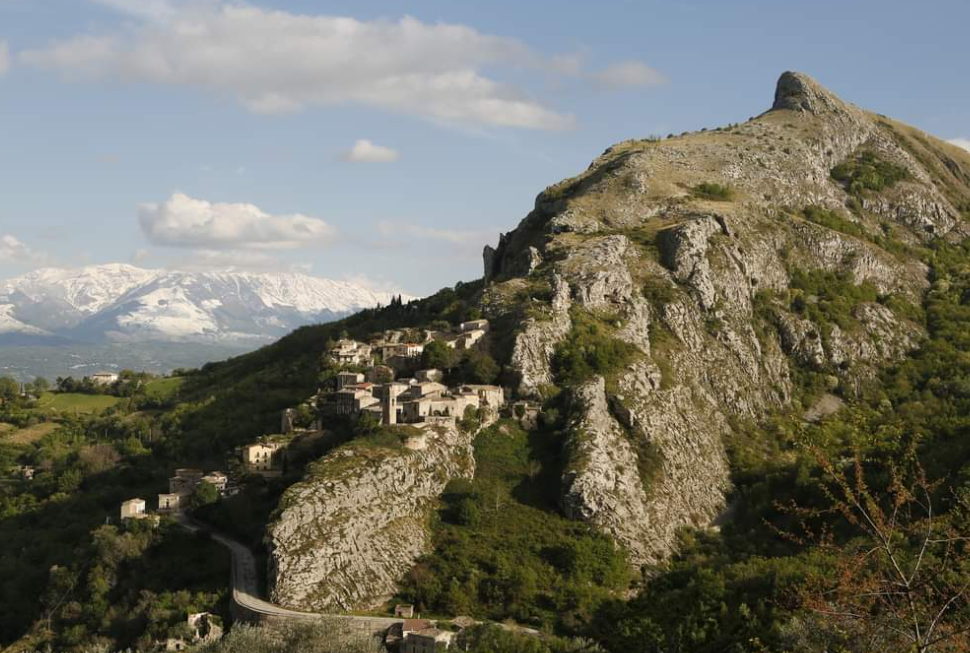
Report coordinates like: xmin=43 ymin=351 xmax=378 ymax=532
xmin=484 ymin=71 xmax=970 ymax=565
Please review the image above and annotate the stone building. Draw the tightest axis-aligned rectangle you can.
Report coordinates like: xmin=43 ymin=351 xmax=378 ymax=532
xmin=242 ymin=441 xmax=287 ymax=473
xmin=158 ymin=493 xmax=181 ymax=512
xmin=402 ymin=628 xmax=453 ymax=653
xmin=328 ymin=339 xmax=372 ymax=366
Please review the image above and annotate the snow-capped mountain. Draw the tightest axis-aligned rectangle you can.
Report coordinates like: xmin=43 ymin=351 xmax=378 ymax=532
xmin=0 ymin=264 xmax=412 ymax=345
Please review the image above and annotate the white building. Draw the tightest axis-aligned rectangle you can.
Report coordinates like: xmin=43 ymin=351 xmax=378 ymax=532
xmin=158 ymin=493 xmax=181 ymax=511
xmin=90 ymin=371 xmax=119 ymax=385
xmin=120 ymin=498 xmax=146 ymax=520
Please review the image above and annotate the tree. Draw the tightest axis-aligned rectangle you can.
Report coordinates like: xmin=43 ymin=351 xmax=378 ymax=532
xmin=783 ymin=450 xmax=970 ymax=653
xmin=0 ymin=376 xmax=19 ymax=403
xmin=190 ymin=481 xmax=220 ymax=510
xmin=421 ymin=340 xmax=458 ymax=371
xmin=461 ymin=350 xmax=500 ymax=384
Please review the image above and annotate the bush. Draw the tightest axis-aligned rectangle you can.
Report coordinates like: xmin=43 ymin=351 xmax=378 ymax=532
xmin=552 ymin=313 xmax=639 ymax=386
xmin=831 ymin=151 xmax=909 ymax=196
xmin=691 ymin=182 xmax=734 ymax=201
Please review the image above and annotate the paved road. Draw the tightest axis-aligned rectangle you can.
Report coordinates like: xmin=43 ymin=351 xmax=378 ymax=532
xmin=177 ymin=514 xmax=401 ymax=631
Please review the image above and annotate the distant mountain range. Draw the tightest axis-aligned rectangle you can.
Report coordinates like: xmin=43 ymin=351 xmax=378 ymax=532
xmin=0 ymin=264 xmax=412 ymax=378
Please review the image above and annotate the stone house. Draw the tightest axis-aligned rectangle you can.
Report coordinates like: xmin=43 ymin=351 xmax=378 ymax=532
xmin=158 ymin=493 xmax=181 ymax=512
xmin=415 ymin=368 xmax=444 ymax=383
xmin=201 ymin=471 xmax=228 ymax=492
xmin=402 ymin=628 xmax=453 ymax=653
xmin=336 ymin=372 xmax=366 ymax=390
xmin=460 ymin=319 xmax=489 ymax=333
xmin=329 ymin=340 xmax=372 ymax=366
xmin=169 ymin=468 xmax=204 ymax=496
xmin=242 ymin=441 xmax=287 ymax=472
xmin=120 ymin=498 xmax=146 ymax=520
xmin=408 ymin=381 xmax=447 ymax=400
xmin=455 ymin=329 xmax=486 ymax=350
xmin=461 ymin=384 xmax=505 ymax=409
xmin=394 ymin=604 xmax=415 ymax=618
xmin=20 ymin=465 xmax=34 ymax=481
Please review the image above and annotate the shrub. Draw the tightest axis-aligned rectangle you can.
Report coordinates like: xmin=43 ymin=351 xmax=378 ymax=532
xmin=831 ymin=151 xmax=909 ymax=196
xmin=692 ymin=182 xmax=735 ymax=201
xmin=552 ymin=313 xmax=639 ymax=386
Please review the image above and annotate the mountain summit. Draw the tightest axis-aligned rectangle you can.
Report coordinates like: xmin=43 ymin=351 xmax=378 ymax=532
xmin=473 ymin=70 xmax=970 ymax=565
xmin=0 ymin=264 xmax=411 ymax=346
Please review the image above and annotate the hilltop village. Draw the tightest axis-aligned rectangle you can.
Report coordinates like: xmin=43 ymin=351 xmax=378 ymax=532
xmin=113 ymin=317 xmax=541 ymax=649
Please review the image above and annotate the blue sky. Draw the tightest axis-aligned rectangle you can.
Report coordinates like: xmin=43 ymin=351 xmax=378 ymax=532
xmin=0 ymin=0 xmax=968 ymax=295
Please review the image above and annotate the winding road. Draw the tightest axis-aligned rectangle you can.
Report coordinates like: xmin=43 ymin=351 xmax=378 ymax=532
xmin=177 ymin=514 xmax=402 ymax=632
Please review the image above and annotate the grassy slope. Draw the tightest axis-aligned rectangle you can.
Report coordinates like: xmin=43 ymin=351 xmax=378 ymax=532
xmin=36 ymin=392 xmax=121 ymax=413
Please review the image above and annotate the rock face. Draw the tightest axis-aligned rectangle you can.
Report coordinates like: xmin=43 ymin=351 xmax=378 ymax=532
xmin=265 ymin=72 xmax=970 ymax=611
xmin=483 ymin=71 xmax=970 ymax=565
xmin=266 ymin=425 xmax=474 ymax=612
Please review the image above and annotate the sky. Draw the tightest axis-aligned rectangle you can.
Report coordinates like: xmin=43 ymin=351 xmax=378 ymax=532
xmin=0 ymin=0 xmax=968 ymax=296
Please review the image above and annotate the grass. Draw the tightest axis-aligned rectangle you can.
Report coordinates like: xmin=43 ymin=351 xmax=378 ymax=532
xmin=36 ymin=392 xmax=121 ymax=414
xmin=143 ymin=377 xmax=184 ymax=401
xmin=1 ymin=421 xmax=59 ymax=445
xmin=398 ymin=420 xmax=631 ymax=631
xmin=691 ymin=182 xmax=735 ymax=201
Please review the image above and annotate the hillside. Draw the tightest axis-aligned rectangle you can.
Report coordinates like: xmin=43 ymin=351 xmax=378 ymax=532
xmin=6 ymin=71 xmax=970 ymax=651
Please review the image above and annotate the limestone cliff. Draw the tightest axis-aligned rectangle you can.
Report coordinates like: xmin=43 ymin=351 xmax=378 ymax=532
xmin=484 ymin=71 xmax=970 ymax=565
xmin=266 ymin=425 xmax=474 ymax=611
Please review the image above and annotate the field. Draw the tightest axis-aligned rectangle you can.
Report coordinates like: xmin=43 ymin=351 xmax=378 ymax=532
xmin=36 ymin=392 xmax=121 ymax=414
xmin=143 ymin=376 xmax=185 ymax=401
xmin=0 ymin=422 xmax=59 ymax=445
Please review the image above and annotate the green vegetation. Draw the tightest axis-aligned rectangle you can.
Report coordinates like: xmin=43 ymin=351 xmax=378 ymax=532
xmin=831 ymin=150 xmax=909 ymax=196
xmin=587 ymin=239 xmax=970 ymax=652
xmin=400 ymin=420 xmax=631 ymax=631
xmin=552 ymin=311 xmax=639 ymax=386
xmin=691 ymin=182 xmax=735 ymax=201
xmin=800 ymin=205 xmax=917 ymax=259
xmin=35 ymin=392 xmax=121 ymax=414
xmin=787 ymin=268 xmax=879 ymax=336
xmin=143 ymin=376 xmax=185 ymax=402
xmin=198 ymin=621 xmax=381 ymax=653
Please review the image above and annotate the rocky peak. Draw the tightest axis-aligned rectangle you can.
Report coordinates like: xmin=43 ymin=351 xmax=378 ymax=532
xmin=771 ymin=70 xmax=850 ymax=115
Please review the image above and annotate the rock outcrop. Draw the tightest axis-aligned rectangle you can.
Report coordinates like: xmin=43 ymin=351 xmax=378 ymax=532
xmin=482 ymin=71 xmax=970 ymax=565
xmin=266 ymin=425 xmax=474 ymax=612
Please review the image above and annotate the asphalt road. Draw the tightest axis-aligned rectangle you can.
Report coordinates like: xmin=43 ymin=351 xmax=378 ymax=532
xmin=177 ymin=513 xmax=402 ymax=630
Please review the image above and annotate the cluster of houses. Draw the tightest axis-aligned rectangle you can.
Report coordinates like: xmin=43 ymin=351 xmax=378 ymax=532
xmin=120 ymin=468 xmax=233 ymax=521
xmin=328 ymin=319 xmax=490 ymax=371
xmin=320 ymin=320 xmax=507 ymax=429
xmin=385 ymin=605 xmax=474 ymax=652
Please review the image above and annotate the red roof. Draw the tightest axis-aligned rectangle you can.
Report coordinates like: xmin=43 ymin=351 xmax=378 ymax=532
xmin=403 ymin=619 xmax=432 ymax=631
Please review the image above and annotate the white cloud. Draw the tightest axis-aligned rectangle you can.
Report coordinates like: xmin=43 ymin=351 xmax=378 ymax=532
xmin=138 ymin=192 xmax=335 ymax=250
xmin=21 ymin=5 xmax=578 ymax=130
xmin=342 ymin=139 xmax=401 ymax=163
xmin=949 ymin=138 xmax=970 ymax=153
xmin=592 ymin=60 xmax=666 ymax=89
xmin=0 ymin=41 xmax=10 ymax=77
xmin=0 ymin=234 xmax=38 ymax=262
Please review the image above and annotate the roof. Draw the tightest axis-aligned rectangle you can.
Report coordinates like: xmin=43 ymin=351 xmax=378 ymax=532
xmin=402 ymin=619 xmax=433 ymax=632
